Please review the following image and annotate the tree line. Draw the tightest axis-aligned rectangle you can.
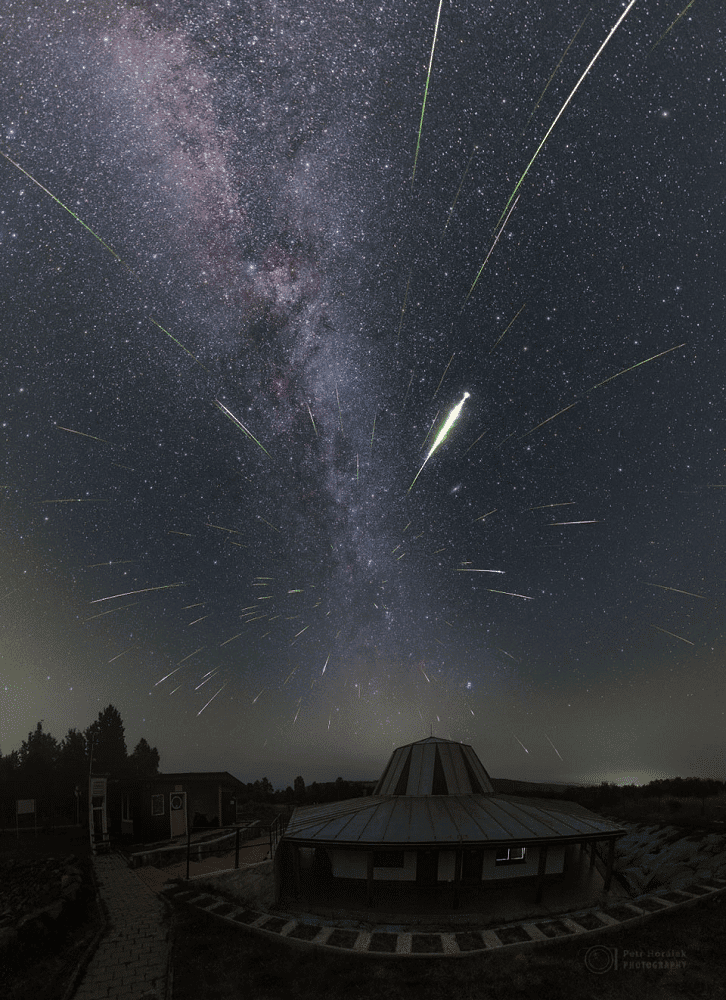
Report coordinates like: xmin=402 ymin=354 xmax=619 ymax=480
xmin=0 ymin=704 xmax=160 ymax=798
xmin=0 ymin=706 xmax=373 ymax=806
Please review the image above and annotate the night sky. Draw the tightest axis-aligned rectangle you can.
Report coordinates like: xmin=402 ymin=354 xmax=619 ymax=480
xmin=2 ymin=0 xmax=724 ymax=790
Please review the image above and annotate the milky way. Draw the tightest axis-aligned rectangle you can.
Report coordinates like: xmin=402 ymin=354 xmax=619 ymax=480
xmin=2 ymin=0 xmax=724 ymax=785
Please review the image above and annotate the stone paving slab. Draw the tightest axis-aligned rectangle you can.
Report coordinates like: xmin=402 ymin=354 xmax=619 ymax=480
xmin=161 ymin=874 xmax=726 ymax=959
xmin=71 ymin=852 xmax=171 ymax=1000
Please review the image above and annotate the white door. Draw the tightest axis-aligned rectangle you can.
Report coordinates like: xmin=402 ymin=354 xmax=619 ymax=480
xmin=170 ymin=791 xmax=187 ymax=838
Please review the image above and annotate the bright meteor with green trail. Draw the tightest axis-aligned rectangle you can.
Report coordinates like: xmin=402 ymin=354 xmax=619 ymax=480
xmin=408 ymin=391 xmax=470 ymax=493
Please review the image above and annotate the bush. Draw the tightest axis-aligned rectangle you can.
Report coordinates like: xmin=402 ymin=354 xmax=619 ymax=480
xmin=668 ymin=799 xmax=684 ymax=814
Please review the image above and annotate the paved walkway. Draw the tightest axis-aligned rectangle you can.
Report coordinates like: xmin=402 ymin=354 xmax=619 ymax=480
xmin=71 ymin=851 xmax=171 ymax=1000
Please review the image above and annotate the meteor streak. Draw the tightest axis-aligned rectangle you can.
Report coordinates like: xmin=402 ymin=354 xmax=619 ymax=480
xmin=214 ymin=400 xmax=270 ymax=457
xmin=513 ymin=734 xmax=529 ymax=754
xmin=494 ymin=0 xmax=638 ymax=231
xmin=412 ymin=0 xmax=444 ymax=187
xmin=644 ymin=582 xmax=706 ymax=600
xmin=486 ymin=589 xmax=534 ymax=601
xmin=149 ymin=318 xmax=207 ymax=370
xmin=519 ymin=401 xmax=578 ymax=440
xmin=474 ymin=509 xmax=497 ymax=522
xmin=650 ymin=624 xmax=694 ymax=646
xmin=463 ymin=429 xmax=487 ymax=455
xmin=56 ymin=425 xmax=112 ymax=445
xmin=649 ymin=0 xmax=696 ymax=54
xmin=197 ymin=682 xmax=227 ymax=716
xmin=0 ymin=149 xmax=138 ymax=278
xmin=396 ymin=269 xmax=412 ymax=344
xmin=108 ymin=646 xmax=134 ymax=663
xmin=489 ymin=304 xmax=526 ymax=354
xmin=588 ymin=343 xmax=685 ymax=391
xmin=90 ymin=583 xmax=185 ymax=603
xmin=522 ymin=12 xmax=591 ymax=135
xmin=82 ymin=602 xmax=138 ymax=622
xmin=154 ymin=665 xmax=183 ymax=687
xmin=335 ymin=383 xmax=343 ymax=432
xmin=306 ymin=402 xmax=318 ymax=437
xmin=528 ymin=502 xmax=575 ymax=510
xmin=465 ymin=195 xmax=520 ymax=305
xmin=433 ymin=352 xmax=454 ymax=399
xmin=177 ymin=647 xmax=204 ymax=664
xmin=442 ymin=146 xmax=478 ymax=234
xmin=456 ymin=568 xmax=505 ymax=574
xmin=408 ymin=392 xmax=470 ymax=493
xmin=549 ymin=520 xmax=600 ymax=525
xmin=544 ymin=734 xmax=564 ymax=761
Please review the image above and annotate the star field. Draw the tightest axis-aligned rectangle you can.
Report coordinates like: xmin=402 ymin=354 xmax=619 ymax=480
xmin=1 ymin=0 xmax=724 ymax=788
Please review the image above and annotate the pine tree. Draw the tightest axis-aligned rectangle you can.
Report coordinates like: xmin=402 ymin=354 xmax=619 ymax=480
xmin=84 ymin=705 xmax=128 ymax=777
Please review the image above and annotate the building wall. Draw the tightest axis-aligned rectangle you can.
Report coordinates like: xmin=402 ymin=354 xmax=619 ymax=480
xmin=481 ymin=844 xmax=565 ymax=881
xmin=330 ymin=848 xmax=417 ymax=882
xmin=324 ymin=843 xmax=566 ymax=883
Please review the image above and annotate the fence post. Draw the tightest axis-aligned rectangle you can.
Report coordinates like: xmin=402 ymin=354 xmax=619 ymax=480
xmin=235 ymin=826 xmax=240 ymax=870
xmin=186 ymin=823 xmax=191 ymax=881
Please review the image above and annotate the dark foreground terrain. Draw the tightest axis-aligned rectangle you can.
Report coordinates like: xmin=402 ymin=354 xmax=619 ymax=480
xmin=169 ymin=888 xmax=725 ymax=1000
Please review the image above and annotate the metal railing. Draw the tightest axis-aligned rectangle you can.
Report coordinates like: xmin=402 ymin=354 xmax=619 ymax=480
xmin=269 ymin=808 xmax=292 ymax=859
xmin=184 ymin=822 xmax=269 ymax=880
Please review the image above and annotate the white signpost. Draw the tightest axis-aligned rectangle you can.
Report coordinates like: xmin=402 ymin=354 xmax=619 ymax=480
xmin=89 ymin=776 xmax=110 ymax=854
xmin=16 ymin=798 xmax=37 ymax=838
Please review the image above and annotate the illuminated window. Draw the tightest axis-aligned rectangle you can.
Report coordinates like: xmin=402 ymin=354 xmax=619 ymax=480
xmin=496 ymin=846 xmax=527 ymax=864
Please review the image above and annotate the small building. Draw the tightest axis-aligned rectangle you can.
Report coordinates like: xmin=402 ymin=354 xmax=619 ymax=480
xmin=275 ymin=736 xmax=626 ymax=912
xmin=114 ymin=771 xmax=249 ymax=843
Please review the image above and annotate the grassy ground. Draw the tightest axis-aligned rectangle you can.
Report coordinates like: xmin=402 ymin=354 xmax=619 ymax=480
xmin=169 ymin=890 xmax=725 ymax=1000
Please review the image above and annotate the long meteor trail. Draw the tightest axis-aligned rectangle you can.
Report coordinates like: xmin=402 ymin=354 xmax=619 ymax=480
xmin=412 ymin=0 xmax=444 ymax=188
xmin=494 ymin=0 xmax=638 ymax=231
xmin=215 ymin=400 xmax=270 ymax=457
xmin=408 ymin=392 xmax=470 ymax=493
xmin=0 ymin=149 xmax=138 ymax=278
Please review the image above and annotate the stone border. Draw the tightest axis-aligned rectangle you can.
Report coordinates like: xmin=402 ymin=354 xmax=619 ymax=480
xmin=59 ymin=856 xmax=110 ymax=1000
xmin=161 ymin=875 xmax=726 ymax=959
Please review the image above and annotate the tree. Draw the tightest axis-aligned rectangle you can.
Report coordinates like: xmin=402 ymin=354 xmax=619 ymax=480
xmin=17 ymin=721 xmax=59 ymax=791
xmin=127 ymin=737 xmax=160 ymax=779
xmin=0 ymin=749 xmax=20 ymax=783
xmin=56 ymin=728 xmax=90 ymax=791
xmin=293 ymin=775 xmax=305 ymax=803
xmin=84 ymin=705 xmax=128 ymax=777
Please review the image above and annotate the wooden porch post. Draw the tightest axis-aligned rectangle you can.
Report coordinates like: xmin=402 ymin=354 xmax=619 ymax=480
xmin=590 ymin=839 xmax=597 ymax=869
xmin=293 ymin=843 xmax=301 ymax=897
xmin=366 ymin=851 xmax=374 ymax=907
xmin=604 ymin=837 xmax=615 ymax=892
xmin=273 ymin=841 xmax=283 ymax=904
xmin=453 ymin=849 xmax=462 ymax=909
xmin=535 ymin=843 xmax=548 ymax=903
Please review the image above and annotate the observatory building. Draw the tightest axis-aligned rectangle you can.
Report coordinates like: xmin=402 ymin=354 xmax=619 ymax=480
xmin=274 ymin=736 xmax=626 ymax=914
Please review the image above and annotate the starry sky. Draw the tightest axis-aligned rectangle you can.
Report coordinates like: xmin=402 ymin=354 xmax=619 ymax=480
xmin=1 ymin=0 xmax=724 ymax=791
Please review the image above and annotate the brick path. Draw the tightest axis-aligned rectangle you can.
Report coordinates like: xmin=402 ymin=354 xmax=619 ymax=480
xmin=71 ymin=851 xmax=171 ymax=1000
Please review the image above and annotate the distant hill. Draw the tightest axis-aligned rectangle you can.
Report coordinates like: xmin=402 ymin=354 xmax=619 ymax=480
xmin=491 ymin=777 xmax=590 ymax=796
